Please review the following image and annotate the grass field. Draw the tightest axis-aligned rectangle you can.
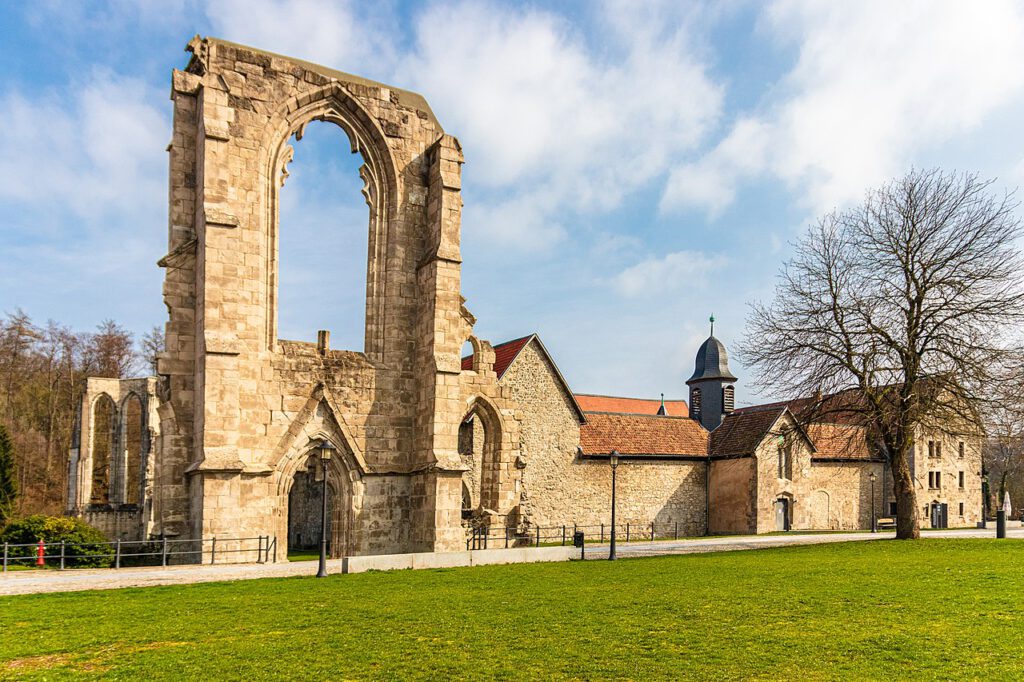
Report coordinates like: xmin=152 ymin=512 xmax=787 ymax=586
xmin=2 ymin=540 xmax=1023 ymax=679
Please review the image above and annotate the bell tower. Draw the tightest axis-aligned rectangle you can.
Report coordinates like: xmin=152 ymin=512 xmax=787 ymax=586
xmin=686 ymin=315 xmax=737 ymax=431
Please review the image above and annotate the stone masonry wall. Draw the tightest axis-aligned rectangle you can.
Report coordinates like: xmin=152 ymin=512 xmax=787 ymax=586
xmin=503 ymin=341 xmax=706 ymax=536
xmin=153 ymin=36 xmax=470 ymax=559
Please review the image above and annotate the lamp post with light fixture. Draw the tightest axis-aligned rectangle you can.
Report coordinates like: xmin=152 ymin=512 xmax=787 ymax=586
xmin=316 ymin=439 xmax=336 ymax=578
xmin=609 ymin=451 xmax=619 ymax=561
xmin=869 ymin=471 xmax=877 ymax=533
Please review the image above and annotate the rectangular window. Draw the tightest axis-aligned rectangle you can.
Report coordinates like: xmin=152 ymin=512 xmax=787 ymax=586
xmin=959 ymin=442 xmax=965 ymax=459
xmin=928 ymin=471 xmax=942 ymax=489
xmin=959 ymin=502 xmax=965 ymax=516
xmin=928 ymin=441 xmax=934 ymax=458
xmin=937 ymin=442 xmax=942 ymax=458
xmin=959 ymin=471 xmax=965 ymax=489
xmin=889 ymin=502 xmax=897 ymax=516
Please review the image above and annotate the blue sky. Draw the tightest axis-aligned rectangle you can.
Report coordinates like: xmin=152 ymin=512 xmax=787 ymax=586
xmin=1 ymin=1 xmax=1023 ymax=407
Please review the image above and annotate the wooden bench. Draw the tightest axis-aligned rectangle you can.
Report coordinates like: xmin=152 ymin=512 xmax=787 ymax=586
xmin=875 ymin=517 xmax=896 ymax=530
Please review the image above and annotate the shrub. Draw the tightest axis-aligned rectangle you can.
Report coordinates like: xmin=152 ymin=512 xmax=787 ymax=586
xmin=1 ymin=515 xmax=114 ymax=568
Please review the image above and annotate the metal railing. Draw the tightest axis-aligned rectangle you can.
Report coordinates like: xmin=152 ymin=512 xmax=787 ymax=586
xmin=466 ymin=521 xmax=694 ymax=550
xmin=1 ymin=535 xmax=277 ymax=572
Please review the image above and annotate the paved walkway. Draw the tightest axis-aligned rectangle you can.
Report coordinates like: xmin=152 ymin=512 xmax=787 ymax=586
xmin=581 ymin=527 xmax=1024 ymax=560
xmin=2 ymin=528 xmax=1019 ymax=596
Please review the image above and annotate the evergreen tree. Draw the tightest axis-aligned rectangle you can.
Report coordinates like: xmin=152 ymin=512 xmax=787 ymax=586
xmin=0 ymin=423 xmax=17 ymax=526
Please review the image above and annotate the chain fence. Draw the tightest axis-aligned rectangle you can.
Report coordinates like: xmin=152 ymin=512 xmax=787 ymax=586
xmin=466 ymin=521 xmax=695 ymax=550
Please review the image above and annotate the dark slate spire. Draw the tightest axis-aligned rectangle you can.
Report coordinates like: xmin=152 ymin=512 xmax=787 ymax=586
xmin=687 ymin=322 xmax=738 ymax=383
xmin=657 ymin=393 xmax=667 ymax=416
xmin=687 ymin=316 xmax=738 ymax=432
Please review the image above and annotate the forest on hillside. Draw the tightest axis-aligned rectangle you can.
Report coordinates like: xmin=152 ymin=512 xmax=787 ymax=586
xmin=0 ymin=310 xmax=161 ymax=517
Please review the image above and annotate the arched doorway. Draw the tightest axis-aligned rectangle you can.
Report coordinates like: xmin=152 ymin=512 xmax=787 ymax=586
xmin=287 ymin=452 xmax=335 ymax=556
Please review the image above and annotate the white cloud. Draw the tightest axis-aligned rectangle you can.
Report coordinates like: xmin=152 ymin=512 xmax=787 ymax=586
xmin=204 ymin=0 xmax=394 ymax=77
xmin=662 ymin=0 xmax=1024 ymax=216
xmin=399 ymin=0 xmax=723 ymax=248
xmin=614 ymin=251 xmax=728 ymax=297
xmin=0 ymin=70 xmax=167 ymax=226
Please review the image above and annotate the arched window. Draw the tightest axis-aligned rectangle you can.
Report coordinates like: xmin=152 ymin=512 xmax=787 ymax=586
xmin=122 ymin=394 xmax=144 ymax=506
xmin=459 ymin=400 xmax=503 ymax=513
xmin=723 ymin=385 xmax=735 ymax=413
xmin=90 ymin=395 xmax=116 ymax=506
xmin=277 ymin=121 xmax=369 ymax=351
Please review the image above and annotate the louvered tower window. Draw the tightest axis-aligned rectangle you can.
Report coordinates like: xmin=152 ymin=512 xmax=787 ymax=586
xmin=723 ymin=385 xmax=735 ymax=413
xmin=691 ymin=388 xmax=701 ymax=416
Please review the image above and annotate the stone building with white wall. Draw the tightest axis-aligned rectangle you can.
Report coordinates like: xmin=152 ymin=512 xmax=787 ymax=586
xmin=65 ymin=37 xmax=982 ymax=558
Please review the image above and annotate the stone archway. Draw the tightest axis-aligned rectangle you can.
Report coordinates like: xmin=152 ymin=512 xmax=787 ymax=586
xmin=287 ymin=451 xmax=336 ymax=553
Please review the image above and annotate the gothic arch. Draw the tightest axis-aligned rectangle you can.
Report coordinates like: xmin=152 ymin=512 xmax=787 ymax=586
xmin=118 ymin=392 xmax=146 ymax=506
xmin=274 ymin=431 xmax=365 ymax=558
xmin=259 ymin=83 xmax=401 ymax=358
xmin=89 ymin=393 xmax=117 ymax=506
xmin=462 ymin=395 xmax=507 ymax=512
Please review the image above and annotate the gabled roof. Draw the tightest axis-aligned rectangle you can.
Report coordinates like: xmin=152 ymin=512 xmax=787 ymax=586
xmin=709 ymin=407 xmax=787 ymax=457
xmin=806 ymin=423 xmax=876 ymax=461
xmin=461 ymin=334 xmax=533 ymax=378
xmin=580 ymin=413 xmax=708 ymax=457
xmin=575 ymin=394 xmax=688 ymax=417
xmin=463 ymin=334 xmax=587 ymax=423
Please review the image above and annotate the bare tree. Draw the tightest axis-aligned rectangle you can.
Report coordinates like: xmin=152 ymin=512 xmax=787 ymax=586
xmin=741 ymin=169 xmax=1024 ymax=539
xmin=138 ymin=325 xmax=164 ymax=375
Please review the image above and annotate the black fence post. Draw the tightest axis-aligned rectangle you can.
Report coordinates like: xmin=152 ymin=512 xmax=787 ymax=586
xmin=162 ymin=537 xmax=168 ymax=567
xmin=674 ymin=521 xmax=678 ymax=540
xmin=60 ymin=541 xmax=66 ymax=570
xmin=115 ymin=539 xmax=122 ymax=569
xmin=211 ymin=537 xmax=217 ymax=565
xmin=562 ymin=525 xmax=567 ymax=546
xmin=505 ymin=526 xmax=510 ymax=549
xmin=600 ymin=523 xmax=605 ymax=543
xmin=536 ymin=525 xmax=541 ymax=547
xmin=626 ymin=522 xmax=630 ymax=543
xmin=651 ymin=523 xmax=655 ymax=541
xmin=2 ymin=542 xmax=7 ymax=572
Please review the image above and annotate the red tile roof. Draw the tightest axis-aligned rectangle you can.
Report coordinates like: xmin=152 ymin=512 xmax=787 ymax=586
xmin=806 ymin=423 xmax=874 ymax=460
xmin=461 ymin=335 xmax=533 ymax=378
xmin=575 ymin=394 xmax=688 ymax=417
xmin=580 ymin=413 xmax=708 ymax=456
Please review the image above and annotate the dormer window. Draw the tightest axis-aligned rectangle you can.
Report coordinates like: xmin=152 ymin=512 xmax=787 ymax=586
xmin=723 ymin=385 xmax=735 ymax=413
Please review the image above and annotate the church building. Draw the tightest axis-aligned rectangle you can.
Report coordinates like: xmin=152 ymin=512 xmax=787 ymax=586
xmin=64 ymin=37 xmax=982 ymax=560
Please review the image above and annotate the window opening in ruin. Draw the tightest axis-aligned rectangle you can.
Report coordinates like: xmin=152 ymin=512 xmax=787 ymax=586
xmin=460 ymin=402 xmax=501 ymax=513
xmin=958 ymin=442 xmax=965 ymax=459
xmin=90 ymin=394 xmax=116 ymax=506
xmin=278 ymin=121 xmax=369 ymax=351
xmin=122 ymin=394 xmax=144 ymax=506
xmin=722 ymin=385 xmax=735 ymax=413
xmin=461 ymin=340 xmax=474 ymax=369
xmin=958 ymin=471 xmax=965 ymax=489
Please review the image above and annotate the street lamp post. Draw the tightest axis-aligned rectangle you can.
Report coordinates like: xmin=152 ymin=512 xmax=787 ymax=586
xmin=609 ymin=451 xmax=619 ymax=561
xmin=869 ymin=471 xmax=877 ymax=533
xmin=316 ymin=439 xmax=336 ymax=578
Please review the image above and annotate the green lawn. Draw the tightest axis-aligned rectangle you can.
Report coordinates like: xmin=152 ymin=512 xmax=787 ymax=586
xmin=2 ymin=540 xmax=1023 ymax=680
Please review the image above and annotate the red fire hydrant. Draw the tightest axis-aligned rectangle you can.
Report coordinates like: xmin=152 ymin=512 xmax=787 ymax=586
xmin=36 ymin=539 xmax=45 ymax=567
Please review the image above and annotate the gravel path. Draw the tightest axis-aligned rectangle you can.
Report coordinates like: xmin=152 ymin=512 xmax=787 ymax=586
xmin=2 ymin=527 xmax=1019 ymax=596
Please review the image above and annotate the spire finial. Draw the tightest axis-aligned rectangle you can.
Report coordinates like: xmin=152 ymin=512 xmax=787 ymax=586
xmin=657 ymin=392 xmax=667 ymax=416
xmin=709 ymin=314 xmax=715 ymax=336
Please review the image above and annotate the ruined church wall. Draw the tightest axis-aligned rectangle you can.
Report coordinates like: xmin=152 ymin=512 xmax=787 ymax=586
xmin=154 ymin=37 xmax=469 ymax=557
xmin=504 ymin=342 xmax=706 ymax=536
